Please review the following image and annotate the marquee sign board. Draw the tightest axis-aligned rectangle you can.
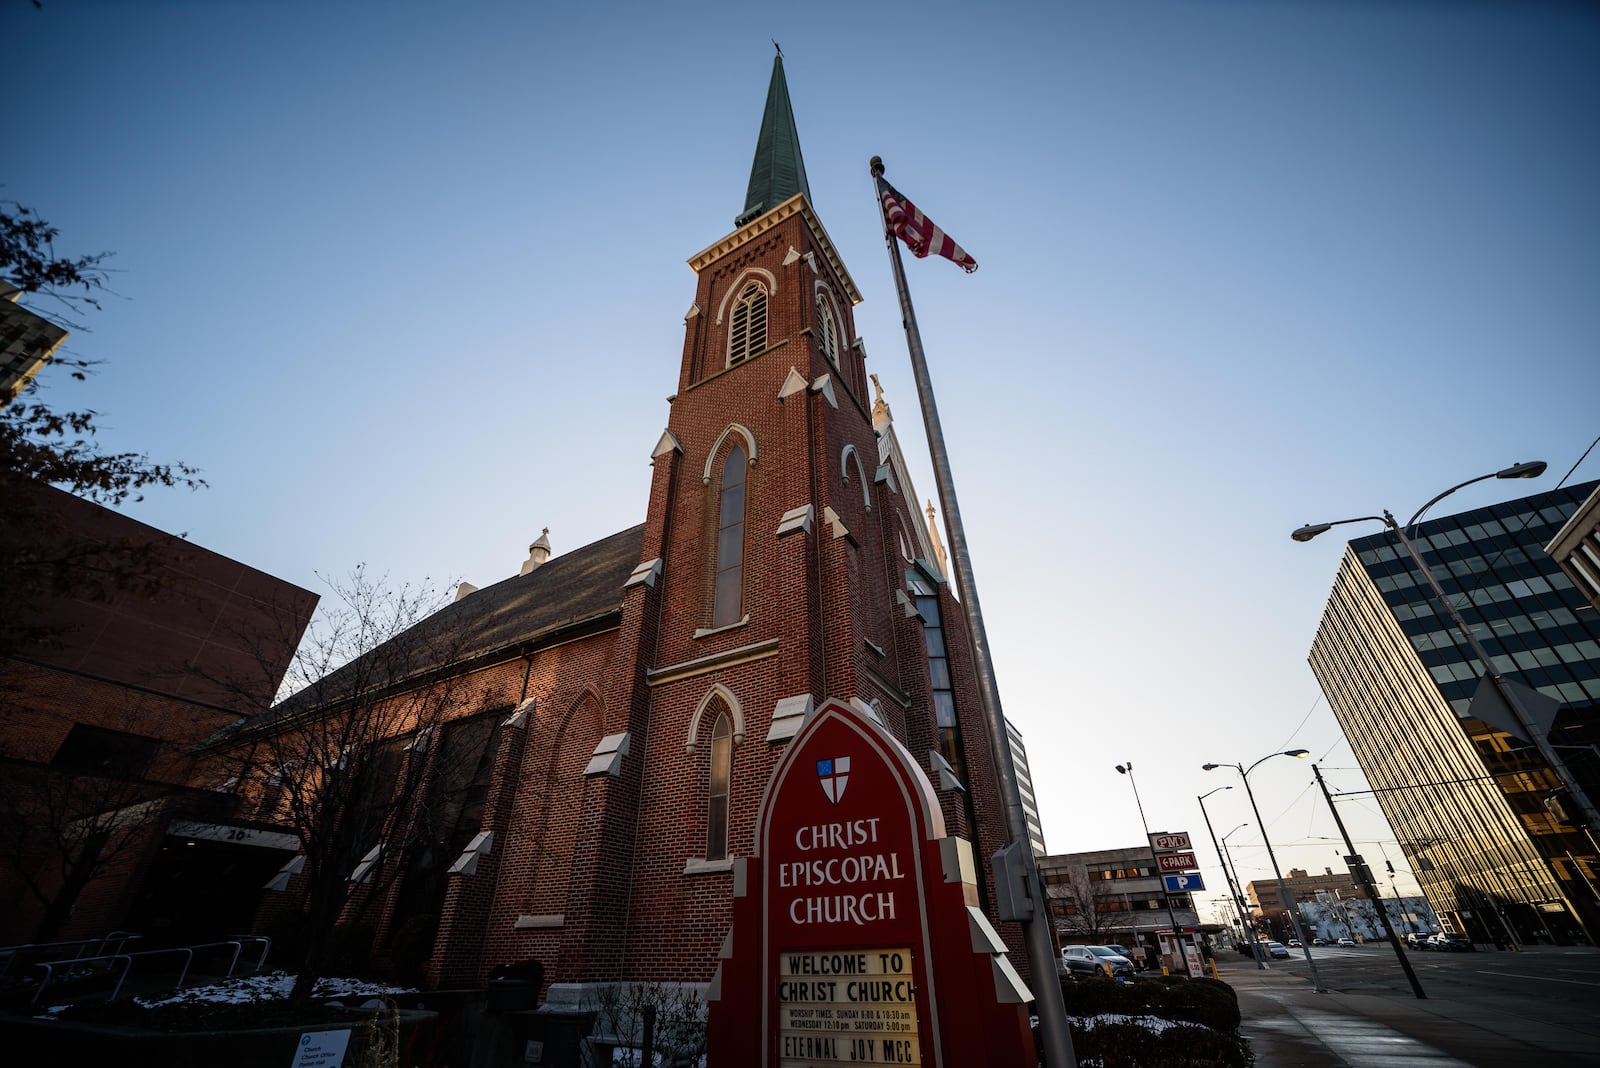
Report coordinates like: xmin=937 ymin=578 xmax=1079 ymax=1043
xmin=1156 ymin=851 xmax=1199 ymax=873
xmin=707 ymin=698 xmax=1036 ymax=1067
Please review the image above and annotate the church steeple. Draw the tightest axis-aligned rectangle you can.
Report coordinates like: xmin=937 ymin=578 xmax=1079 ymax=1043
xmin=736 ymin=49 xmax=811 ymax=227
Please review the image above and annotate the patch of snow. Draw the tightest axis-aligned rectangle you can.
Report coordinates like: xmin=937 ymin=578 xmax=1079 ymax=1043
xmin=1071 ymin=1012 xmax=1215 ymax=1035
xmin=133 ymin=971 xmax=413 ymax=1009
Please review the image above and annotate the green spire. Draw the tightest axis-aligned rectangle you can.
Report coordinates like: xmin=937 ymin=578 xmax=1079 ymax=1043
xmin=737 ymin=51 xmax=811 ymax=227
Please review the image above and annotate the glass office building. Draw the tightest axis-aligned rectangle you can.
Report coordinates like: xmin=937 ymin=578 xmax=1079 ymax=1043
xmin=1308 ymin=482 xmax=1600 ymax=945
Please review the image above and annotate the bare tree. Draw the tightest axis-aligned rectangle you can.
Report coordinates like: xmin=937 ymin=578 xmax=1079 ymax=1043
xmin=1048 ymin=863 xmax=1123 ymax=945
xmin=0 ymin=748 xmax=170 ymax=942
xmin=208 ymin=566 xmax=492 ymax=1000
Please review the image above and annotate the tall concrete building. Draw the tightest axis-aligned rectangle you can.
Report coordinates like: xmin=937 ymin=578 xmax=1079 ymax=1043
xmin=1307 ymin=482 xmax=1600 ymax=945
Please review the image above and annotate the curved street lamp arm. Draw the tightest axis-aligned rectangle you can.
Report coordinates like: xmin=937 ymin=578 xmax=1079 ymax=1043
xmin=1291 ymin=515 xmax=1389 ymax=542
xmin=1404 ymin=472 xmax=1498 ymax=532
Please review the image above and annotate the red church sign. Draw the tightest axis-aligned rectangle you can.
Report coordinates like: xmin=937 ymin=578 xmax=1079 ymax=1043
xmin=708 ymin=698 xmax=1035 ymax=1066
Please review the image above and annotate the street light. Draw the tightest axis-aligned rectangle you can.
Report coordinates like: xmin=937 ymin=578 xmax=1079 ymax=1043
xmin=1220 ymin=823 xmax=1254 ymax=943
xmin=1293 ymin=461 xmax=1598 ymax=942
xmin=1116 ymin=762 xmax=1185 ymax=973
xmin=1202 ymin=750 xmax=1328 ymax=993
xmin=1198 ymin=786 xmax=1266 ymax=970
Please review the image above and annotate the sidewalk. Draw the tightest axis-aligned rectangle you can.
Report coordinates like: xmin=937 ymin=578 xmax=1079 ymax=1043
xmin=1220 ymin=957 xmax=1600 ymax=1067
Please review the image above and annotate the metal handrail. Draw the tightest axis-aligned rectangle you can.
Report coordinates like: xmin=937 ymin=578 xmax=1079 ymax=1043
xmin=232 ymin=935 xmax=271 ymax=973
xmin=0 ymin=933 xmax=143 ymax=978
xmin=26 ymin=935 xmax=273 ymax=1005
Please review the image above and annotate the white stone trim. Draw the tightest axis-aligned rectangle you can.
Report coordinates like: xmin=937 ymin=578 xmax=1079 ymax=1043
xmin=683 ymin=857 xmax=736 ymax=875
xmin=584 ymin=732 xmax=631 ymax=778
xmin=810 ymin=374 xmax=838 ymax=409
xmin=503 ymin=696 xmax=535 ymax=728
xmin=625 ymin=558 xmax=663 ymax=590
xmin=778 ymin=367 xmax=808 ymax=400
xmin=990 ymin=955 xmax=1033 ymax=1004
xmin=940 ymin=837 xmax=975 ymax=887
xmin=776 ymin=504 xmax=814 ymax=537
xmin=687 ymin=683 xmax=746 ymax=753
xmin=713 ymin=266 xmax=778 ymax=325
xmin=514 ymin=914 xmax=565 ymax=929
xmin=652 ymin=429 xmax=682 ymax=461
xmin=767 ymin=693 xmax=814 ymax=744
xmin=702 ymin=424 xmax=758 ymax=484
xmin=822 ymin=505 xmax=849 ymax=541
xmin=929 ymin=749 xmax=965 ymax=792
xmin=350 ymin=843 xmax=383 ymax=884
xmin=967 ymin=906 xmax=1007 ymax=954
xmin=264 ymin=853 xmax=305 ymax=892
xmin=841 ymin=446 xmax=871 ymax=511
xmin=448 ymin=830 xmax=494 ymax=875
xmin=874 ymin=463 xmax=899 ymax=494
xmin=684 ymin=302 xmax=701 ymax=321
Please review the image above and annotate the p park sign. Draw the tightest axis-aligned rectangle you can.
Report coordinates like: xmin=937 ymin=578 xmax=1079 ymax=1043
xmin=707 ymin=698 xmax=1036 ymax=1067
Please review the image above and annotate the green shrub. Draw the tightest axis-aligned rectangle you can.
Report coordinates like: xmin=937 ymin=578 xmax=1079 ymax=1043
xmin=1052 ymin=972 xmax=1250 ymax=1065
xmin=1071 ymin=1019 xmax=1253 ymax=1068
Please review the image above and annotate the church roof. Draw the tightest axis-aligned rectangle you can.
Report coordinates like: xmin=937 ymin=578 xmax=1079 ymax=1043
xmin=236 ymin=523 xmax=645 ymax=732
xmin=737 ymin=52 xmax=811 ymax=227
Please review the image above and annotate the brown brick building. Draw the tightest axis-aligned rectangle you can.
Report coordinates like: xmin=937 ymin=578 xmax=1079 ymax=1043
xmin=0 ymin=484 xmax=315 ymax=945
xmin=148 ymin=54 xmax=1026 ymax=1002
xmin=1246 ymin=867 xmax=1370 ymax=918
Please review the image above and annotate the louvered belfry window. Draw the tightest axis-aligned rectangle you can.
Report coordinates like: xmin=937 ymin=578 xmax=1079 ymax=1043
xmin=728 ymin=282 xmax=768 ymax=366
xmin=815 ymin=291 xmax=839 ymax=365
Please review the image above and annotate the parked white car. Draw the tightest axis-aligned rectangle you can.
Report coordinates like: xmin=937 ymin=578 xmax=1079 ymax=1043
xmin=1061 ymin=944 xmax=1135 ymax=978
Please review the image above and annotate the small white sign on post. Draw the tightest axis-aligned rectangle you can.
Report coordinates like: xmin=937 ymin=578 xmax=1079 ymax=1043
xmin=290 ymin=1029 xmax=351 ymax=1068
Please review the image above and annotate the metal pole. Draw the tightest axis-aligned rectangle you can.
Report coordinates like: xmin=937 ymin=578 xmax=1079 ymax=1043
xmin=870 ymin=156 xmax=1074 ymax=1068
xmin=1312 ymin=764 xmax=1426 ymax=998
xmin=1122 ymin=763 xmax=1185 ymax=972
xmin=1198 ymin=792 xmax=1264 ymax=970
xmin=1219 ymin=830 xmax=1267 ymax=968
xmin=1233 ymin=762 xmax=1328 ymax=992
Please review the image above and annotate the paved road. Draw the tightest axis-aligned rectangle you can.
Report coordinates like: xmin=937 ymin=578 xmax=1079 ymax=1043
xmin=1216 ymin=944 xmax=1600 ymax=1066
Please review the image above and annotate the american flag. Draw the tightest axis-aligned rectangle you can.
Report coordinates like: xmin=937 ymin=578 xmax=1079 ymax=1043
xmin=877 ymin=178 xmax=978 ymax=273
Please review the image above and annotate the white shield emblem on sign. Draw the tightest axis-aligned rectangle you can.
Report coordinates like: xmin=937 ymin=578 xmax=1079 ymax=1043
xmin=817 ymin=756 xmax=850 ymax=804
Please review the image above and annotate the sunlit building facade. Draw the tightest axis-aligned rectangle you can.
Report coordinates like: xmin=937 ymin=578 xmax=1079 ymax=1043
xmin=1308 ymin=482 xmax=1600 ymax=946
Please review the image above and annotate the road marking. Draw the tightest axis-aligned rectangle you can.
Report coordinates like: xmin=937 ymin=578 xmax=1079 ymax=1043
xmin=1474 ymin=970 xmax=1600 ymax=987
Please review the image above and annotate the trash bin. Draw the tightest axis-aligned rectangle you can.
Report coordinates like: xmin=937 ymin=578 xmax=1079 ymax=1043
xmin=487 ymin=959 xmax=544 ymax=1012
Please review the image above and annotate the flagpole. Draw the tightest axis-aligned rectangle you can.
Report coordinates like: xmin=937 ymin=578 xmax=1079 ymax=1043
xmin=870 ymin=156 xmax=1076 ymax=1068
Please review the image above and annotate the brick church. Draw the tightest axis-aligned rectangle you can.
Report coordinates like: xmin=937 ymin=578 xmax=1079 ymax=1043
xmin=19 ymin=55 xmax=1027 ymax=1000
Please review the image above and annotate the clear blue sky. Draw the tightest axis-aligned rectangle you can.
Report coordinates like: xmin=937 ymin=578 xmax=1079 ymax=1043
xmin=10 ymin=0 xmax=1598 ymax=907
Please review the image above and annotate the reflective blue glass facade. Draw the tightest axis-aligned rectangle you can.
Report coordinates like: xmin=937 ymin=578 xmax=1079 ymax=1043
xmin=1310 ymin=482 xmax=1600 ymax=945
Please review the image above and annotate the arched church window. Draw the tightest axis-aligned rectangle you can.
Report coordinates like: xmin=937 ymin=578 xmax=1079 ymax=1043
xmin=728 ymin=282 xmax=769 ymax=366
xmin=815 ymin=289 xmax=840 ymax=366
xmin=713 ymin=446 xmax=747 ymax=627
xmin=708 ymin=712 xmax=732 ymax=861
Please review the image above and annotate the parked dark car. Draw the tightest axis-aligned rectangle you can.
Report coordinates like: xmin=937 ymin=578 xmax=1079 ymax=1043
xmin=1265 ymin=941 xmax=1292 ymax=960
xmin=1426 ymin=933 xmax=1472 ymax=952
